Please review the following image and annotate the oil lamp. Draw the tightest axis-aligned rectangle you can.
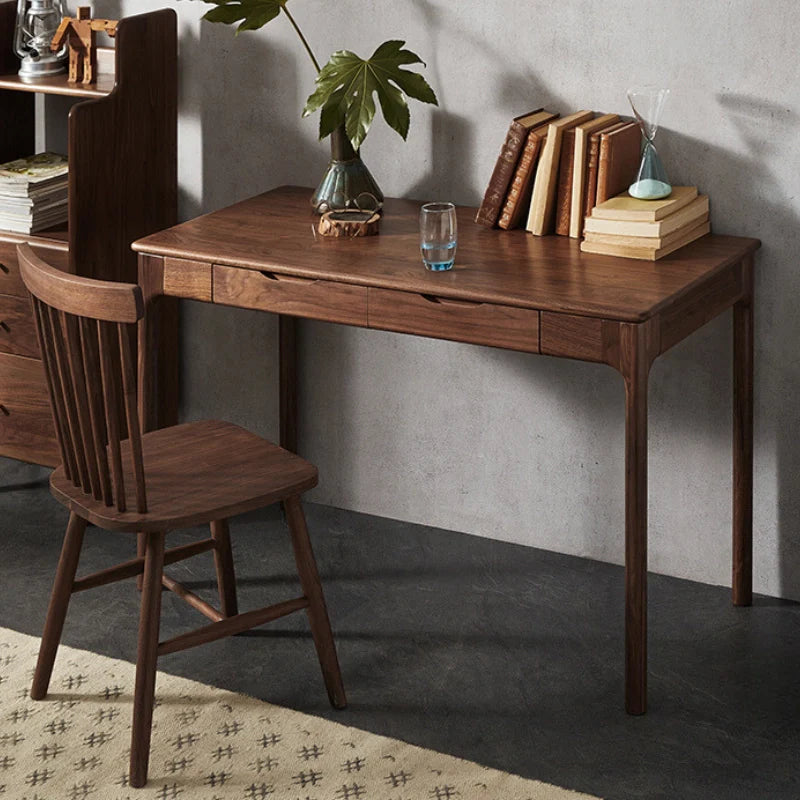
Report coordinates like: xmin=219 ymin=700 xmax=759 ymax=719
xmin=13 ymin=0 xmax=67 ymax=80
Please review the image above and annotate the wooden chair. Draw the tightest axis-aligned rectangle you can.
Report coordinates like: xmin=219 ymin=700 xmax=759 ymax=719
xmin=16 ymin=244 xmax=346 ymax=788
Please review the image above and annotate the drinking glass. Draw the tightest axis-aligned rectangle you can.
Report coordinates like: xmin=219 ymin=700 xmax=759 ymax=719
xmin=420 ymin=202 xmax=457 ymax=271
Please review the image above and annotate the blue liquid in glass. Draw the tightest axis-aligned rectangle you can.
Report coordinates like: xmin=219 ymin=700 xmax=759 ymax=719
xmin=421 ymin=241 xmax=456 ymax=271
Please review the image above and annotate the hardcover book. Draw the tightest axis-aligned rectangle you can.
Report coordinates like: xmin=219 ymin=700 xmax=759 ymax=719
xmin=596 ymin=122 xmax=641 ymax=206
xmin=584 ymin=195 xmax=709 ymax=238
xmin=568 ymin=113 xmax=620 ymax=238
xmin=554 ymin=128 xmax=577 ymax=236
xmin=497 ymin=119 xmax=556 ymax=230
xmin=526 ymin=110 xmax=593 ymax=235
xmin=580 ymin=220 xmax=710 ymax=260
xmin=589 ymin=186 xmax=698 ymax=222
xmin=583 ymin=121 xmax=627 ymax=219
xmin=475 ymin=109 xmax=557 ymax=228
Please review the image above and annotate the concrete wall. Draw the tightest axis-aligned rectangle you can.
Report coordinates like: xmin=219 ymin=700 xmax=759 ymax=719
xmin=5 ymin=1 xmax=798 ymax=599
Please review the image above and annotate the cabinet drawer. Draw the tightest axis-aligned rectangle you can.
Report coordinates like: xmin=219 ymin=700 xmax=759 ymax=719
xmin=368 ymin=289 xmax=540 ymax=353
xmin=213 ymin=266 xmax=369 ymax=326
xmin=0 ymin=293 xmax=39 ymax=358
xmin=0 ymin=240 xmax=27 ymax=297
xmin=0 ymin=240 xmax=70 ymax=297
xmin=0 ymin=353 xmax=59 ymax=466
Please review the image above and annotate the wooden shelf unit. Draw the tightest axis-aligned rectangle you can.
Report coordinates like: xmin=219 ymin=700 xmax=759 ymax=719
xmin=0 ymin=2 xmax=179 ymax=467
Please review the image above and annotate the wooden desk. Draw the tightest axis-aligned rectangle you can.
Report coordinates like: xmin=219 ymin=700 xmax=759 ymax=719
xmin=133 ymin=185 xmax=760 ymax=715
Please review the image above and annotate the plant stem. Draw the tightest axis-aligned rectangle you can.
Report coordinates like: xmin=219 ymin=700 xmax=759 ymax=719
xmin=281 ymin=4 xmax=321 ymax=73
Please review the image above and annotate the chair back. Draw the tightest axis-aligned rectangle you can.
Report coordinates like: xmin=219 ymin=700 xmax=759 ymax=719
xmin=17 ymin=244 xmax=147 ymax=513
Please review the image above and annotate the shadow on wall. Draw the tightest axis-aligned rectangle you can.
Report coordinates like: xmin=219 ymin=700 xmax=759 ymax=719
xmin=712 ymin=92 xmax=800 ymax=601
xmin=406 ymin=0 xmax=569 ymax=206
xmin=660 ymin=92 xmax=800 ymax=599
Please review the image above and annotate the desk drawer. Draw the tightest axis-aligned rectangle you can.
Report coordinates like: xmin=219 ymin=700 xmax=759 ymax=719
xmin=369 ymin=289 xmax=540 ymax=353
xmin=0 ymin=240 xmax=70 ymax=297
xmin=0 ymin=240 xmax=29 ymax=297
xmin=0 ymin=294 xmax=39 ymax=358
xmin=0 ymin=352 xmax=59 ymax=466
xmin=213 ymin=266 xmax=369 ymax=326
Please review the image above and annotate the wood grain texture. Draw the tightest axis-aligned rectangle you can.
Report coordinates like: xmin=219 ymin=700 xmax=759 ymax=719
xmin=18 ymin=244 xmax=143 ymax=323
xmin=134 ymin=186 xmax=760 ymax=324
xmin=0 ymin=7 xmax=178 ymax=469
xmin=619 ymin=319 xmax=658 ymax=716
xmin=285 ymin=495 xmax=347 ymax=709
xmin=368 ymin=288 xmax=540 ymax=353
xmin=540 ymin=312 xmax=621 ymax=367
xmin=0 ymin=293 xmax=38 ymax=358
xmin=0 ymin=352 xmax=60 ymax=465
xmin=0 ymin=242 xmax=69 ymax=297
xmin=214 ymin=266 xmax=369 ymax=326
xmin=733 ymin=255 xmax=754 ymax=607
xmin=163 ymin=257 xmax=212 ymax=302
xmin=30 ymin=512 xmax=87 ymax=700
xmin=129 ymin=531 xmax=164 ymax=789
xmin=137 ymin=254 xmax=179 ymax=434
xmin=50 ymin=420 xmax=319 ymax=532
xmin=68 ymin=10 xmax=177 ymax=280
xmin=658 ymin=258 xmax=744 ymax=354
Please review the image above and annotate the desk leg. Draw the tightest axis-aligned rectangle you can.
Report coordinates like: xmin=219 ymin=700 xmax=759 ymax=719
xmin=621 ymin=322 xmax=653 ymax=715
xmin=279 ymin=315 xmax=298 ymax=454
xmin=137 ymin=254 xmax=178 ymax=434
xmin=733 ymin=256 xmax=754 ymax=606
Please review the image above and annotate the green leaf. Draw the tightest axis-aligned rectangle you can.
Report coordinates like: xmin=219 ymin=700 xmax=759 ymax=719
xmin=190 ymin=0 xmax=284 ymax=34
xmin=303 ymin=40 xmax=438 ymax=150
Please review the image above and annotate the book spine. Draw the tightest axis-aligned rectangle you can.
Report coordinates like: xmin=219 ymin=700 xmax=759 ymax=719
xmin=475 ymin=121 xmax=528 ymax=227
xmin=554 ymin=129 xmax=576 ymax=236
xmin=497 ymin=132 xmax=540 ymax=230
xmin=583 ymin=134 xmax=602 ymax=221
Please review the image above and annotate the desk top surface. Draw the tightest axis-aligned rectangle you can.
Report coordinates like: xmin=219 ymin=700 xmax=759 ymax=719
xmin=133 ymin=186 xmax=759 ymax=322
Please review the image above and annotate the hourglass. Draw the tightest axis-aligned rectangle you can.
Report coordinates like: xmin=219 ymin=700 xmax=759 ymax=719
xmin=627 ymin=87 xmax=671 ymax=200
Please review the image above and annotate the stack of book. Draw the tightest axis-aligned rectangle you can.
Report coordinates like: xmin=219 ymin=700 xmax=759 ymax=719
xmin=475 ymin=108 xmax=642 ymax=237
xmin=580 ymin=187 xmax=710 ymax=260
xmin=0 ymin=153 xmax=69 ymax=234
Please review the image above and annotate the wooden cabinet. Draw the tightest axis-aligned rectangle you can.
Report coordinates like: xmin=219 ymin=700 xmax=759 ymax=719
xmin=0 ymin=3 xmax=178 ymax=466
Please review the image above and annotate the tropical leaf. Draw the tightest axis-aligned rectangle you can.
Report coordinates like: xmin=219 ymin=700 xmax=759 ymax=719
xmin=304 ymin=40 xmax=438 ymax=150
xmin=191 ymin=0 xmax=284 ymax=34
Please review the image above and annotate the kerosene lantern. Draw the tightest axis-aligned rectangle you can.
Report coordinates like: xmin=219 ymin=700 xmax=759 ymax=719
xmin=13 ymin=0 xmax=67 ymax=80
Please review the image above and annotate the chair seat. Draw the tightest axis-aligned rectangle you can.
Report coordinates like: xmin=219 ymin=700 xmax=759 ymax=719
xmin=50 ymin=420 xmax=318 ymax=532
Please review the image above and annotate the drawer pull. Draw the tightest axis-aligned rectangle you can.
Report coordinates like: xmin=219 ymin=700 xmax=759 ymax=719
xmin=0 ymin=404 xmax=8 ymax=416
xmin=421 ymin=293 xmax=483 ymax=308
xmin=0 ymin=263 xmax=8 ymax=274
xmin=259 ymin=270 xmax=317 ymax=285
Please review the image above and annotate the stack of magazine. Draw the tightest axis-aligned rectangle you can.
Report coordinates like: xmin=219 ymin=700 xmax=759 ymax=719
xmin=0 ymin=153 xmax=69 ymax=234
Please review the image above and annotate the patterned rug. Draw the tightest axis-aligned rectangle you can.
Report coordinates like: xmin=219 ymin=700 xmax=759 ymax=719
xmin=0 ymin=628 xmax=600 ymax=800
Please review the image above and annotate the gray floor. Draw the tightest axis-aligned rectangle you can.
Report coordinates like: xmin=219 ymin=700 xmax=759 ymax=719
xmin=1 ymin=479 xmax=798 ymax=800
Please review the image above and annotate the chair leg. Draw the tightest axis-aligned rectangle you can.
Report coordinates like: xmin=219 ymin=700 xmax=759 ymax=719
xmin=284 ymin=496 xmax=346 ymax=709
xmin=31 ymin=512 xmax=87 ymax=700
xmin=211 ymin=519 xmax=238 ymax=617
xmin=129 ymin=531 xmax=165 ymax=789
xmin=136 ymin=533 xmax=146 ymax=591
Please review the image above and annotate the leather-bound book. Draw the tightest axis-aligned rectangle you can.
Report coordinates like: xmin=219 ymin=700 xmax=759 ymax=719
xmin=526 ymin=110 xmax=593 ymax=236
xmin=583 ymin=121 xmax=627 ymax=220
xmin=596 ymin=121 xmax=641 ymax=206
xmin=475 ymin=109 xmax=556 ymax=227
xmin=498 ymin=119 xmax=556 ymax=230
xmin=554 ymin=128 xmax=577 ymax=236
